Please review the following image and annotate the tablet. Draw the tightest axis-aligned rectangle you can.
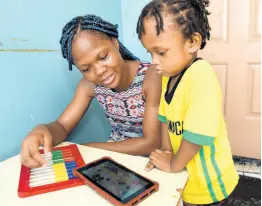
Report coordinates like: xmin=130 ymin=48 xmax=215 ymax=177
xmin=73 ymin=156 xmax=159 ymax=206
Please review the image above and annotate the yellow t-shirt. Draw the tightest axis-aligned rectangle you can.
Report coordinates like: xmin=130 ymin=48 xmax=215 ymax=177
xmin=158 ymin=59 xmax=239 ymax=204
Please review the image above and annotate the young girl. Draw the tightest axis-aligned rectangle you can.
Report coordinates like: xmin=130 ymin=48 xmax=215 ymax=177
xmin=20 ymin=14 xmax=162 ymax=168
xmin=136 ymin=0 xmax=239 ymax=205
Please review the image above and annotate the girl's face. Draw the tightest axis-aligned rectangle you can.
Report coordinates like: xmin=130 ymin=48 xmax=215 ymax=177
xmin=71 ymin=31 xmax=124 ymax=89
xmin=140 ymin=14 xmax=196 ymax=77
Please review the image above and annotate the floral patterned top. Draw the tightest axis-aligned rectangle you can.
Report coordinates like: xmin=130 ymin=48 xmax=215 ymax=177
xmin=94 ymin=62 xmax=150 ymax=141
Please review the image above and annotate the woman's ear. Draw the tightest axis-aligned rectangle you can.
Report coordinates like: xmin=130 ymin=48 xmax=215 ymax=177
xmin=186 ymin=32 xmax=202 ymax=53
xmin=112 ymin=38 xmax=119 ymax=50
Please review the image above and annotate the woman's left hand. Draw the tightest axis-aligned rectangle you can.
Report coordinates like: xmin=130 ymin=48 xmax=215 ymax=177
xmin=149 ymin=149 xmax=173 ymax=172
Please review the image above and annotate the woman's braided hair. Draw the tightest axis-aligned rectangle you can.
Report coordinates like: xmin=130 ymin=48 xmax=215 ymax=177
xmin=60 ymin=14 xmax=139 ymax=70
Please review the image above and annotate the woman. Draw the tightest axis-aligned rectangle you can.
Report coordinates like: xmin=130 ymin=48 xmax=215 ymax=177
xmin=20 ymin=14 xmax=162 ymax=168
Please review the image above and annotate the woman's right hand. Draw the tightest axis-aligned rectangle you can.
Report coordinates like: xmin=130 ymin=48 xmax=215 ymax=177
xmin=20 ymin=124 xmax=53 ymax=168
xmin=20 ymin=78 xmax=94 ymax=168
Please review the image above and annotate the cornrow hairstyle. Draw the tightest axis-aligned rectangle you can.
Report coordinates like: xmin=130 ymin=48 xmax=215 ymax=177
xmin=60 ymin=14 xmax=139 ymax=71
xmin=136 ymin=0 xmax=211 ymax=49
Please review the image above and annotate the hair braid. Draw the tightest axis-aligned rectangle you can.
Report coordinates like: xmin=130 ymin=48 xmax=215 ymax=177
xmin=60 ymin=14 xmax=139 ymax=71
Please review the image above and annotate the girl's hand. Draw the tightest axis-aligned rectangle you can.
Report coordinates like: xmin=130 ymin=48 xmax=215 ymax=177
xmin=148 ymin=149 xmax=173 ymax=172
xmin=145 ymin=161 xmax=155 ymax=172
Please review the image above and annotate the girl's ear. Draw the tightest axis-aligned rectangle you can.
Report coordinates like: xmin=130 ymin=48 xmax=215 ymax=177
xmin=185 ymin=32 xmax=202 ymax=53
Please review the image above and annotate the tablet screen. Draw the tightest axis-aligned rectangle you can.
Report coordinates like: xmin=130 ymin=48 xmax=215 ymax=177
xmin=77 ymin=159 xmax=154 ymax=204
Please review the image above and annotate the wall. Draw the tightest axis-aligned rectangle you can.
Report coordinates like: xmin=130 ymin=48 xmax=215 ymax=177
xmin=0 ymin=0 xmax=124 ymax=161
xmin=121 ymin=0 xmax=151 ymax=62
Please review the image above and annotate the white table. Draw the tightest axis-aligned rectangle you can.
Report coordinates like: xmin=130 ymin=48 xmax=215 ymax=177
xmin=0 ymin=142 xmax=188 ymax=206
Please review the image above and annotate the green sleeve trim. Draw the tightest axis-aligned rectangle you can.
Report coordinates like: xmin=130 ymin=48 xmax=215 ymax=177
xmin=158 ymin=114 xmax=167 ymax=123
xmin=183 ymin=130 xmax=215 ymax=146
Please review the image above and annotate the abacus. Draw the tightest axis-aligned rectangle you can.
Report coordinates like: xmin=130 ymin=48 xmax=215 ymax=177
xmin=18 ymin=144 xmax=85 ymax=198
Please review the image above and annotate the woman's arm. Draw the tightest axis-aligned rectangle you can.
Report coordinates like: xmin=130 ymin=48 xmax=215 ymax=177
xmin=50 ymin=78 xmax=95 ymax=145
xmin=20 ymin=78 xmax=94 ymax=168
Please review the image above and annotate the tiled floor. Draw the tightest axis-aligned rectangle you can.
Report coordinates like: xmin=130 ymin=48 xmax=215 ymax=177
xmin=233 ymin=156 xmax=261 ymax=174
xmin=233 ymin=155 xmax=261 ymax=178
xmin=225 ymin=156 xmax=261 ymax=206
xmin=225 ymin=174 xmax=261 ymax=206
xmin=179 ymin=156 xmax=261 ymax=206
xmin=238 ymin=171 xmax=261 ymax=179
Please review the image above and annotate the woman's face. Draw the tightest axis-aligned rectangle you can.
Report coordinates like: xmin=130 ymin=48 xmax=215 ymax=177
xmin=71 ymin=31 xmax=124 ymax=89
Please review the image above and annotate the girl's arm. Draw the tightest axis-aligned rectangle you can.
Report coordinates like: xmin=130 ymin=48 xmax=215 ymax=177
xmin=160 ymin=122 xmax=173 ymax=151
xmin=148 ymin=140 xmax=200 ymax=173
xmin=145 ymin=122 xmax=172 ymax=171
xmin=169 ymin=140 xmax=201 ymax=172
